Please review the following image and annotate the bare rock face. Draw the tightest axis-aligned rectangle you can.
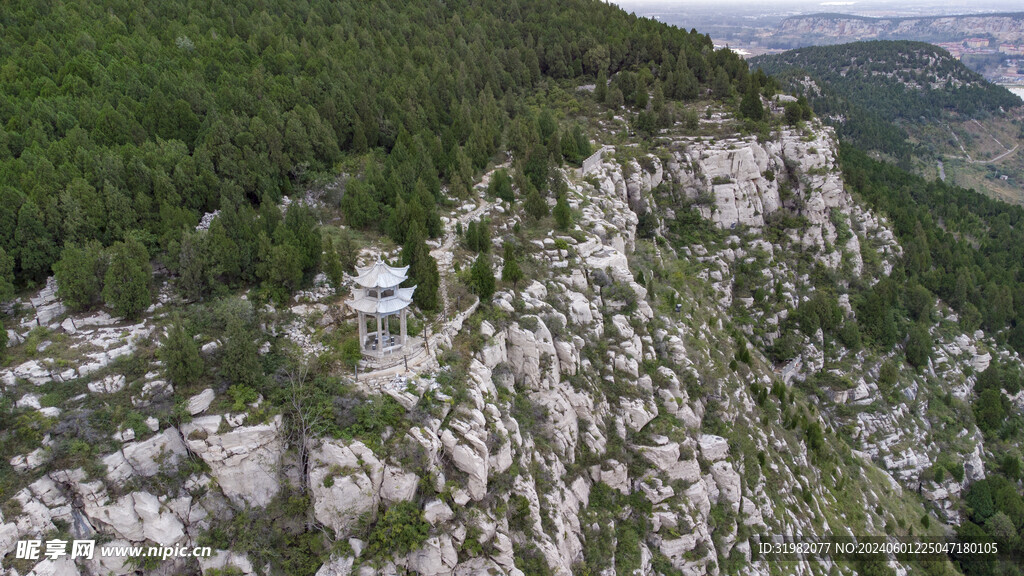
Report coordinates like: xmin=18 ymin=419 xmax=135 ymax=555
xmin=308 ymin=439 xmax=384 ymax=536
xmin=86 ymin=491 xmax=187 ymax=546
xmin=668 ymin=125 xmax=861 ymax=271
xmin=199 ymin=550 xmax=257 ymax=575
xmin=381 ymin=466 xmax=420 ymax=504
xmin=103 ymin=428 xmax=189 ymax=486
xmin=181 ymin=415 xmax=285 ymax=508
xmin=404 ymin=535 xmax=458 ymax=576
xmin=698 ymin=434 xmax=730 ymax=461
xmin=440 ymin=411 xmax=489 ymax=501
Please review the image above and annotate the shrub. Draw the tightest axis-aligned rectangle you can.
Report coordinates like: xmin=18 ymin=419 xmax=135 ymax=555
xmin=366 ymin=501 xmax=429 ymax=558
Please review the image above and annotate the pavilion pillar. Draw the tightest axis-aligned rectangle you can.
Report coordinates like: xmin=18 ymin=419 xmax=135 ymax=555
xmin=400 ymin=308 xmax=408 ymax=345
xmin=358 ymin=311 xmax=367 ymax=349
xmin=375 ymin=314 xmax=383 ymax=355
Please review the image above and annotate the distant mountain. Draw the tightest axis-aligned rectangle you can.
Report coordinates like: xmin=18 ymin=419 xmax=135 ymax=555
xmin=751 ymin=41 xmax=1022 ymax=163
xmin=774 ymin=12 xmax=1024 ymax=48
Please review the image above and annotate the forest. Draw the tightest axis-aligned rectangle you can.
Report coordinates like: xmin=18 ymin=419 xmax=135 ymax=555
xmin=0 ymin=0 xmax=755 ymax=314
xmin=840 ymin=145 xmax=1024 ymax=354
xmin=752 ymin=41 xmax=1022 ymax=163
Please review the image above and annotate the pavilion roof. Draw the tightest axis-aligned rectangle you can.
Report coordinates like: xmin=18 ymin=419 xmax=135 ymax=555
xmin=351 ymin=259 xmax=409 ymax=289
xmin=346 ymin=287 xmax=416 ymax=315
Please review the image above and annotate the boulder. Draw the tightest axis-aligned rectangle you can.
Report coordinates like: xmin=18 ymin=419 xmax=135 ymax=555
xmin=424 ymin=500 xmax=454 ymax=525
xmin=309 ymin=439 xmax=383 ymax=536
xmin=103 ymin=429 xmax=189 ymax=486
xmin=405 ymin=535 xmax=458 ymax=576
xmin=697 ymin=434 xmax=729 ymax=461
xmin=182 ymin=415 xmax=285 ymax=508
xmin=199 ymin=551 xmax=256 ymax=575
xmin=188 ymin=388 xmax=216 ymax=415
xmin=380 ymin=466 xmax=419 ymax=504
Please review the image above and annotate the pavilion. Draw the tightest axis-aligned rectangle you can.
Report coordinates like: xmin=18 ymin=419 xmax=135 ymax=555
xmin=345 ymin=259 xmax=416 ymax=356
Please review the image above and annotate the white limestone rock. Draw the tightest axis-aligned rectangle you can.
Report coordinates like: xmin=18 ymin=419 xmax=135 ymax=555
xmin=308 ymin=439 xmax=383 ymax=536
xmin=188 ymin=388 xmax=216 ymax=415
xmin=181 ymin=415 xmax=285 ymax=508
xmin=698 ymin=434 xmax=729 ymax=461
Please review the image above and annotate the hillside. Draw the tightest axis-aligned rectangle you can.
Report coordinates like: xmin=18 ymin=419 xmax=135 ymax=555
xmin=752 ymin=41 xmax=1024 ymax=201
xmin=1 ymin=2 xmax=1023 ymax=576
xmin=774 ymin=12 xmax=1024 ymax=49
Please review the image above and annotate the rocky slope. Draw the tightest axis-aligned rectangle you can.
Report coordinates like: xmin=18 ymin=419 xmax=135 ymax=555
xmin=1 ymin=119 xmax=1020 ymax=576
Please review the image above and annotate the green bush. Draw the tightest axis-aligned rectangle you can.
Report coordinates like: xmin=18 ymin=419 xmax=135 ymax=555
xmin=366 ymin=501 xmax=429 ymax=559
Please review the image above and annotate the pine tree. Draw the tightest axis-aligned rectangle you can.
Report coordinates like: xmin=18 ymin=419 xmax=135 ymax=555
xmin=284 ymin=203 xmax=322 ymax=279
xmin=102 ymin=236 xmax=152 ymax=320
xmin=177 ymin=230 xmax=214 ymax=302
xmin=712 ymin=66 xmax=732 ymax=100
xmin=221 ymin=314 xmax=263 ymax=388
xmin=524 ymin=187 xmax=549 ymax=220
xmin=678 ymin=66 xmax=699 ymax=100
xmin=0 ymin=247 xmax=15 ymax=303
xmin=465 ymin=221 xmax=479 ymax=251
xmin=14 ymin=199 xmax=57 ymax=283
xmin=488 ymin=169 xmax=514 ymax=203
xmin=739 ymin=75 xmax=764 ymax=121
xmin=595 ymin=69 xmax=608 ymax=104
xmin=469 ymin=253 xmax=495 ymax=302
xmin=402 ymin=221 xmax=440 ymax=312
xmin=501 ymin=243 xmax=524 ymax=289
xmin=554 ymin=194 xmax=572 ymax=230
xmin=323 ymin=237 xmax=345 ymax=294
xmin=53 ymin=240 xmax=106 ymax=311
xmin=162 ymin=317 xmax=204 ymax=386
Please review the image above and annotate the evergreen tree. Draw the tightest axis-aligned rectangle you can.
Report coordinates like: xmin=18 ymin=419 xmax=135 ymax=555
xmin=524 ymin=187 xmax=549 ymax=220
xmin=784 ymin=101 xmax=803 ymax=125
xmin=595 ymin=69 xmax=608 ymax=104
xmin=469 ymin=253 xmax=495 ymax=302
xmin=712 ymin=66 xmax=732 ymax=100
xmin=634 ymin=83 xmax=649 ymax=109
xmin=259 ymin=229 xmax=304 ymax=304
xmin=678 ymin=66 xmax=699 ymax=100
xmin=162 ymin=317 xmax=204 ymax=386
xmin=476 ymin=219 xmax=490 ymax=253
xmin=573 ymin=125 xmax=592 ymax=159
xmin=465 ymin=221 xmax=479 ymax=252
xmin=14 ymin=199 xmax=56 ymax=283
xmin=221 ymin=315 xmax=263 ymax=389
xmin=323 ymin=237 xmax=345 ymax=294
xmin=0 ymin=247 xmax=15 ymax=302
xmin=177 ymin=230 xmax=214 ymax=302
xmin=488 ymin=169 xmax=514 ymax=203
xmin=53 ymin=240 xmax=106 ymax=311
xmin=402 ymin=222 xmax=440 ymax=312
xmin=554 ymin=194 xmax=572 ymax=230
xmin=501 ymin=242 xmax=524 ymax=289
xmin=560 ymin=131 xmax=580 ymax=164
xmin=605 ymin=86 xmax=624 ymax=108
xmin=284 ymin=203 xmax=322 ymax=279
xmin=0 ymin=319 xmax=6 ymax=364
xmin=905 ymin=322 xmax=933 ymax=368
xmin=102 ymin=236 xmax=152 ymax=320
xmin=739 ymin=76 xmax=764 ymax=120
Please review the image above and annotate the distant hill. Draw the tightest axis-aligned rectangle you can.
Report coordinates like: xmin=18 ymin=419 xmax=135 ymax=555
xmin=774 ymin=12 xmax=1024 ymax=49
xmin=752 ymin=41 xmax=1022 ymax=163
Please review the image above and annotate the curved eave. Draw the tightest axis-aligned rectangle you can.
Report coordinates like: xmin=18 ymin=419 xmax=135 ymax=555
xmin=351 ymin=260 xmax=410 ymax=290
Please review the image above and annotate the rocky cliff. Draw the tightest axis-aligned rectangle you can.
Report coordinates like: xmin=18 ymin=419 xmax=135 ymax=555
xmin=1 ymin=119 xmax=1018 ymax=576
